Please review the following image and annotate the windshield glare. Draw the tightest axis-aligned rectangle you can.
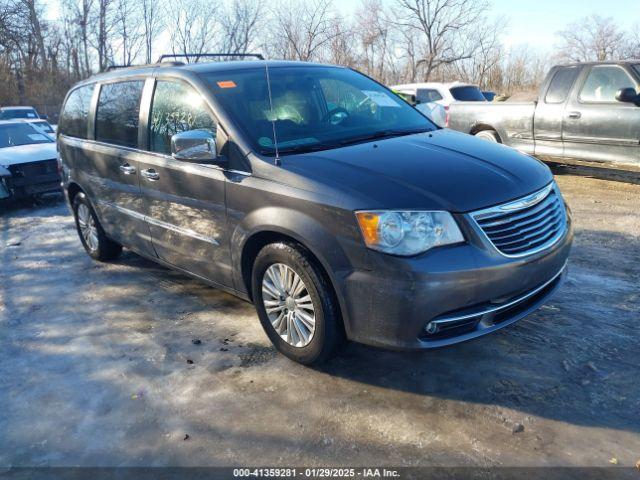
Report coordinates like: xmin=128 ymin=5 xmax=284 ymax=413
xmin=0 ymin=123 xmax=54 ymax=148
xmin=205 ymin=66 xmax=436 ymax=155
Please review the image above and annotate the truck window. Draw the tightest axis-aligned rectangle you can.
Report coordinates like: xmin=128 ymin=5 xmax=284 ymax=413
xmin=544 ymin=67 xmax=580 ymax=104
xmin=149 ymin=80 xmax=217 ymax=155
xmin=95 ymin=80 xmax=144 ymax=148
xmin=579 ymin=66 xmax=636 ymax=103
xmin=417 ymin=89 xmax=443 ymax=103
xmin=449 ymin=86 xmax=485 ymax=101
xmin=59 ymin=85 xmax=94 ymax=139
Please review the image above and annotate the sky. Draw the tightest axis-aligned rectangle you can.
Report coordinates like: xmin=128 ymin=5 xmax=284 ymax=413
xmin=335 ymin=0 xmax=638 ymax=50
xmin=44 ymin=0 xmax=638 ymax=54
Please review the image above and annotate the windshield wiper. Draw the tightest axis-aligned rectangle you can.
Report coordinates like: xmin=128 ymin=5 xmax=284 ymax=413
xmin=338 ymin=128 xmax=431 ymax=147
xmin=275 ymin=143 xmax=340 ymax=155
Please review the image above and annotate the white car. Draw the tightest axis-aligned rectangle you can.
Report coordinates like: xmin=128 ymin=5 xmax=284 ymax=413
xmin=391 ymin=82 xmax=487 ymax=109
xmin=0 ymin=106 xmax=42 ymax=120
xmin=0 ymin=120 xmax=60 ymax=200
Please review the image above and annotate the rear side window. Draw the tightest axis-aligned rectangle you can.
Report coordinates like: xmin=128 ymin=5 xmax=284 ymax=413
xmin=59 ymin=85 xmax=94 ymax=138
xmin=449 ymin=86 xmax=485 ymax=101
xmin=545 ymin=67 xmax=580 ymax=104
xmin=95 ymin=80 xmax=144 ymax=147
xmin=149 ymin=80 xmax=217 ymax=155
xmin=417 ymin=89 xmax=443 ymax=103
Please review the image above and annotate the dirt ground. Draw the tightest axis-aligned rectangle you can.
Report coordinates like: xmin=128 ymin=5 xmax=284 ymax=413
xmin=0 ymin=173 xmax=638 ymax=468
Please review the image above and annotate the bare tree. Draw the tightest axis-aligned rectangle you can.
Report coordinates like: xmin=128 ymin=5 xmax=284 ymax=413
xmin=355 ymin=0 xmax=397 ymax=82
xmin=92 ymin=0 xmax=115 ymax=71
xmin=270 ymin=0 xmax=341 ymax=61
xmin=113 ymin=0 xmax=144 ymax=65
xmin=451 ymin=17 xmax=506 ymax=89
xmin=141 ymin=0 xmax=163 ymax=63
xmin=20 ymin=0 xmax=48 ymax=68
xmin=394 ymin=0 xmax=492 ymax=81
xmin=557 ymin=15 xmax=627 ymax=62
xmin=219 ymin=0 xmax=262 ymax=56
xmin=167 ymin=0 xmax=219 ymax=61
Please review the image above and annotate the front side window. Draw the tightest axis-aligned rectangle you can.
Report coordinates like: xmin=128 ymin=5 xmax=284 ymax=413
xmin=417 ymin=89 xmax=443 ymax=103
xmin=579 ymin=66 xmax=636 ymax=103
xmin=95 ymin=80 xmax=144 ymax=147
xmin=59 ymin=85 xmax=94 ymax=138
xmin=149 ymin=80 xmax=217 ymax=155
xmin=204 ymin=66 xmax=435 ymax=155
xmin=0 ymin=123 xmax=54 ymax=148
xmin=545 ymin=67 xmax=580 ymax=104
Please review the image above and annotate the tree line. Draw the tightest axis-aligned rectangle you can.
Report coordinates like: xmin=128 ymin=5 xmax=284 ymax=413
xmin=1 ymin=0 xmax=638 ymax=118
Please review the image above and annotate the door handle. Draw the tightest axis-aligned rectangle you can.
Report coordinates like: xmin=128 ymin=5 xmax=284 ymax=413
xmin=567 ymin=111 xmax=582 ymax=119
xmin=119 ymin=163 xmax=136 ymax=175
xmin=141 ymin=168 xmax=160 ymax=181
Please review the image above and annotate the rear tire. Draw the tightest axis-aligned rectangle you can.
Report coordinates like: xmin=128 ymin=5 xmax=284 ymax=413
xmin=474 ymin=129 xmax=500 ymax=143
xmin=251 ymin=242 xmax=344 ymax=365
xmin=72 ymin=192 xmax=122 ymax=261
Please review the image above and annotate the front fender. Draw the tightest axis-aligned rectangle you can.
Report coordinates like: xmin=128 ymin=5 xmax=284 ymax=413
xmin=230 ymin=205 xmax=366 ymax=338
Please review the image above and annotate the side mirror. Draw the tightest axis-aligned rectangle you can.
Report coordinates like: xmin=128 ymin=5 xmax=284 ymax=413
xmin=171 ymin=130 xmax=219 ymax=163
xmin=615 ymin=87 xmax=639 ymax=105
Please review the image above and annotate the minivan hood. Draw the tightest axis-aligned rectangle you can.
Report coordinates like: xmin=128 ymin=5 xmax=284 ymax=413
xmin=285 ymin=129 xmax=552 ymax=212
xmin=0 ymin=143 xmax=57 ymax=167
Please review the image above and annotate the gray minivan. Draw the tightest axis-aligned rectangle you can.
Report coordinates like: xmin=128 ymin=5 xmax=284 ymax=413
xmin=57 ymin=59 xmax=573 ymax=364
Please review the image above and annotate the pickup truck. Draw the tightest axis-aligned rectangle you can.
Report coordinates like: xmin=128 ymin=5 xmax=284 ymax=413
xmin=447 ymin=61 xmax=640 ymax=167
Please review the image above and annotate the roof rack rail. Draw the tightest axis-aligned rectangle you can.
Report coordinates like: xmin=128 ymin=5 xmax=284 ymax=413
xmin=106 ymin=64 xmax=134 ymax=71
xmin=156 ymin=52 xmax=265 ymax=63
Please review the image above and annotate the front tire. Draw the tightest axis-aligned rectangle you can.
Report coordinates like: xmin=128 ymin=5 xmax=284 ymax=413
xmin=72 ymin=192 xmax=122 ymax=261
xmin=251 ymin=242 xmax=343 ymax=365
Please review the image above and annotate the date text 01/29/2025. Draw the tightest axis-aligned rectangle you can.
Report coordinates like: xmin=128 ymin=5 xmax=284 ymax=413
xmin=232 ymin=468 xmax=401 ymax=477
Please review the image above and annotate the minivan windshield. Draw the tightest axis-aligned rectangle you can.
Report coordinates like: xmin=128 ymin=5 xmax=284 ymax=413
xmin=204 ymin=66 xmax=436 ymax=155
xmin=0 ymin=123 xmax=54 ymax=148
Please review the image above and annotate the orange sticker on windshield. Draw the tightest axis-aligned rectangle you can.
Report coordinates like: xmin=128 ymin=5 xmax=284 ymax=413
xmin=217 ymin=81 xmax=237 ymax=88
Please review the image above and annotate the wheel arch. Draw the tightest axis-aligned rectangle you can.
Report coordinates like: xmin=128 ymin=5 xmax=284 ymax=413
xmin=470 ymin=123 xmax=502 ymax=142
xmin=66 ymin=181 xmax=84 ymax=204
xmin=233 ymin=208 xmax=355 ymax=337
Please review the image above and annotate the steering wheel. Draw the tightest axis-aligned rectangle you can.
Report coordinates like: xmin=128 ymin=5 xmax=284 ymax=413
xmin=322 ymin=107 xmax=350 ymax=125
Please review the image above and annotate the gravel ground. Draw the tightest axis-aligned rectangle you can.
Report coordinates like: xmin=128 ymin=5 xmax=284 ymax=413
xmin=0 ymin=173 xmax=638 ymax=468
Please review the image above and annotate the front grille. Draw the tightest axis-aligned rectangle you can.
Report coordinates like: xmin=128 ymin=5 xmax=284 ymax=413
xmin=8 ymin=159 xmax=57 ymax=177
xmin=471 ymin=183 xmax=567 ymax=257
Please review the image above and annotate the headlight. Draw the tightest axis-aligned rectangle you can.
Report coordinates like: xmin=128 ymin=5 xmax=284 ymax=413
xmin=355 ymin=210 xmax=464 ymax=256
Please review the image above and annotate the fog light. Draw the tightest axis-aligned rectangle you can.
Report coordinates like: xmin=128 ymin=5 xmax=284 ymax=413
xmin=425 ymin=322 xmax=438 ymax=334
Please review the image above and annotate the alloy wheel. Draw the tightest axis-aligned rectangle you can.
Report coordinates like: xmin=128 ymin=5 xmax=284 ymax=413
xmin=77 ymin=203 xmax=99 ymax=252
xmin=261 ymin=263 xmax=316 ymax=347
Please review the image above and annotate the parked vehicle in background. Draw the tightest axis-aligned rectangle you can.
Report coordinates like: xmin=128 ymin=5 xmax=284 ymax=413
xmin=391 ymin=82 xmax=487 ymax=108
xmin=482 ymin=91 xmax=497 ymax=101
xmin=26 ymin=119 xmax=56 ymax=135
xmin=0 ymin=120 xmax=60 ymax=200
xmin=57 ymin=58 xmax=572 ymax=365
xmin=392 ymin=82 xmax=486 ymax=129
xmin=393 ymin=90 xmax=446 ymax=127
xmin=0 ymin=106 xmax=44 ymax=120
xmin=447 ymin=61 xmax=640 ymax=167
xmin=415 ymin=102 xmax=446 ymax=127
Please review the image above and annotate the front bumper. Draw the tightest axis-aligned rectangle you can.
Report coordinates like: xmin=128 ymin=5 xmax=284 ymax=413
xmin=338 ymin=213 xmax=573 ymax=350
xmin=1 ymin=160 xmax=61 ymax=199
